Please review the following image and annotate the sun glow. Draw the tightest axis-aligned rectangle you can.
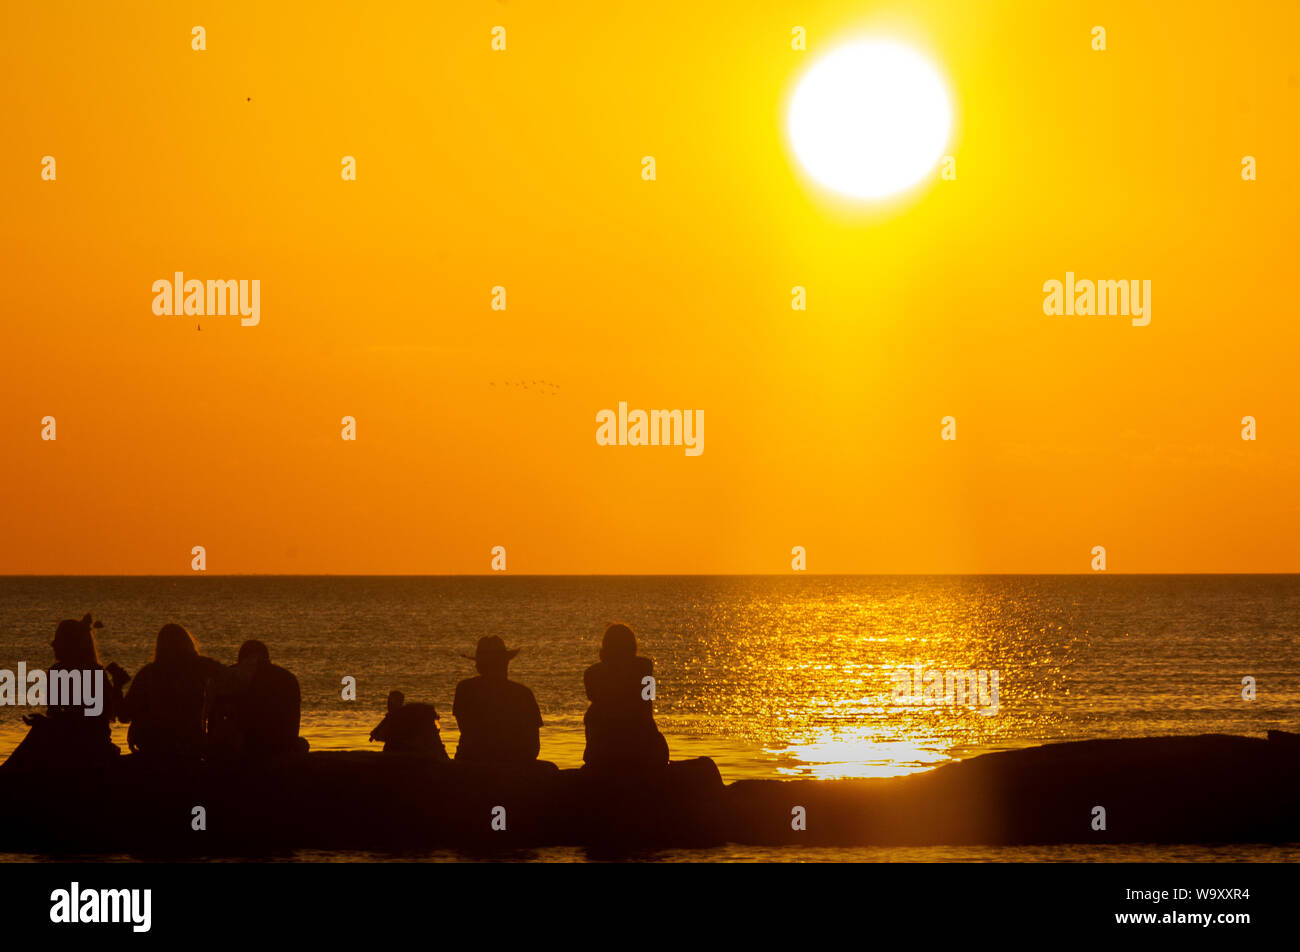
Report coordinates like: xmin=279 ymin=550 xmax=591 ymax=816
xmin=771 ymin=736 xmax=951 ymax=779
xmin=787 ymin=38 xmax=952 ymax=200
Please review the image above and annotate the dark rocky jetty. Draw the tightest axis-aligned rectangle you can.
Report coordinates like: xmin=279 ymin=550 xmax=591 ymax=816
xmin=1 ymin=733 xmax=1297 ymax=855
xmin=728 ymin=732 xmax=1300 ymax=847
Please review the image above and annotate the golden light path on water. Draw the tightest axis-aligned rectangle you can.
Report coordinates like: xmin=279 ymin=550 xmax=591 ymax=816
xmin=649 ymin=579 xmax=1078 ymax=781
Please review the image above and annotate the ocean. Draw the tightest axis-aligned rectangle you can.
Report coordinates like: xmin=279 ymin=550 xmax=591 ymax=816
xmin=2 ymin=574 xmax=1298 ymax=862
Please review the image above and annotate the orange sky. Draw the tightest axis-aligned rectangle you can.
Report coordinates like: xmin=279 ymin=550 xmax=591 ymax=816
xmin=2 ymin=1 xmax=1298 ymax=574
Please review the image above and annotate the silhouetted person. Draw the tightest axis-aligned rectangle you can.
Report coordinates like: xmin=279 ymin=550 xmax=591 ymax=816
xmin=452 ymin=636 xmax=542 ymax=764
xmin=3 ymin=614 xmax=129 ymax=771
xmin=207 ymin=640 xmax=306 ymax=760
xmin=582 ymin=623 xmax=669 ymax=770
xmin=119 ymin=624 xmax=224 ymax=758
xmin=369 ymin=690 xmax=448 ymax=759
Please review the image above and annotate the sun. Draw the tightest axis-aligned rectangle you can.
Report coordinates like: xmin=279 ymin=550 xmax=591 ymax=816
xmin=787 ymin=38 xmax=952 ymax=200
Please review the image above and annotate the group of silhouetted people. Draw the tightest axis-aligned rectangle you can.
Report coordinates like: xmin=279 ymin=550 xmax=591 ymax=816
xmin=4 ymin=617 xmax=671 ymax=776
xmin=372 ymin=623 xmax=670 ymax=772
xmin=3 ymin=614 xmax=306 ymax=772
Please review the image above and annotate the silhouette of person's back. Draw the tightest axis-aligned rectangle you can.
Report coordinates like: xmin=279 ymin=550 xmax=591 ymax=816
xmin=119 ymin=624 xmax=224 ymax=758
xmin=583 ymin=623 xmax=669 ymax=770
xmin=2 ymin=614 xmax=129 ymax=771
xmin=206 ymin=640 xmax=306 ymax=760
xmin=370 ymin=690 xmax=448 ymax=758
xmin=452 ymin=636 xmax=542 ymax=764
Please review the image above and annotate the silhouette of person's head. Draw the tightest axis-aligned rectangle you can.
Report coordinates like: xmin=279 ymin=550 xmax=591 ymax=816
xmin=155 ymin=623 xmax=199 ymax=667
xmin=52 ymin=614 xmax=102 ymax=668
xmin=463 ymin=635 xmax=520 ymax=679
xmin=599 ymin=623 xmax=638 ymax=664
xmin=387 ymin=690 xmax=405 ymax=714
xmin=238 ymin=640 xmax=271 ymax=669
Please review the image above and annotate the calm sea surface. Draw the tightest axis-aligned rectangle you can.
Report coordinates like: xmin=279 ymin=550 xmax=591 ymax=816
xmin=3 ymin=575 xmax=1298 ymax=862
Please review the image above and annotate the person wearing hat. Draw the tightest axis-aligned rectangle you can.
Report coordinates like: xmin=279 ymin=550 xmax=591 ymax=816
xmin=451 ymin=636 xmax=543 ymax=764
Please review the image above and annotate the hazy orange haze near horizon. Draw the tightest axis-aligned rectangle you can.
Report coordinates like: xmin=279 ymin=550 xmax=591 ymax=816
xmin=2 ymin=1 xmax=1298 ymax=574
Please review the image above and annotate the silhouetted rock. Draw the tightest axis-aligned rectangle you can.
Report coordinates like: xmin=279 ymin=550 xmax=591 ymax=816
xmin=1 ymin=735 xmax=1297 ymax=854
xmin=726 ymin=733 xmax=1300 ymax=846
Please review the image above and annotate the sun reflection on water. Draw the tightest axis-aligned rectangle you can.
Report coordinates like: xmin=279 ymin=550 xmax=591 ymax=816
xmin=768 ymin=735 xmax=952 ymax=779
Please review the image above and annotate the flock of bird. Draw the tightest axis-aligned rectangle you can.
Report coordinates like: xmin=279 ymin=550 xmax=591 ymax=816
xmin=490 ymin=379 xmax=561 ymax=396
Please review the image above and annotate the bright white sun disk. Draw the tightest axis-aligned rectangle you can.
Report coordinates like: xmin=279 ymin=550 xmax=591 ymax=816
xmin=788 ymin=39 xmax=952 ymax=200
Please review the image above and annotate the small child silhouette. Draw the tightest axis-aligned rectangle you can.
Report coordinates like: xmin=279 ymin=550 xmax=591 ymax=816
xmin=370 ymin=690 xmax=448 ymax=759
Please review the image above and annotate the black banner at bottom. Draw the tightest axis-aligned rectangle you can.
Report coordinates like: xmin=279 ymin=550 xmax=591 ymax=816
xmin=0 ymin=859 xmax=1288 ymax=940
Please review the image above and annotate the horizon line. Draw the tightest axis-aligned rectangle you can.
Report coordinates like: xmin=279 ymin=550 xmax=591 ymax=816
xmin=3 ymin=572 xmax=1300 ymax=579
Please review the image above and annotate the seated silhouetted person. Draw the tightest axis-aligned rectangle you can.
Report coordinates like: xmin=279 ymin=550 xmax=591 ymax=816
xmin=119 ymin=624 xmax=224 ymax=758
xmin=452 ymin=636 xmax=542 ymax=764
xmin=207 ymin=640 xmax=306 ymax=760
xmin=3 ymin=614 xmax=129 ymax=771
xmin=370 ymin=690 xmax=448 ymax=759
xmin=582 ymin=623 xmax=669 ymax=771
